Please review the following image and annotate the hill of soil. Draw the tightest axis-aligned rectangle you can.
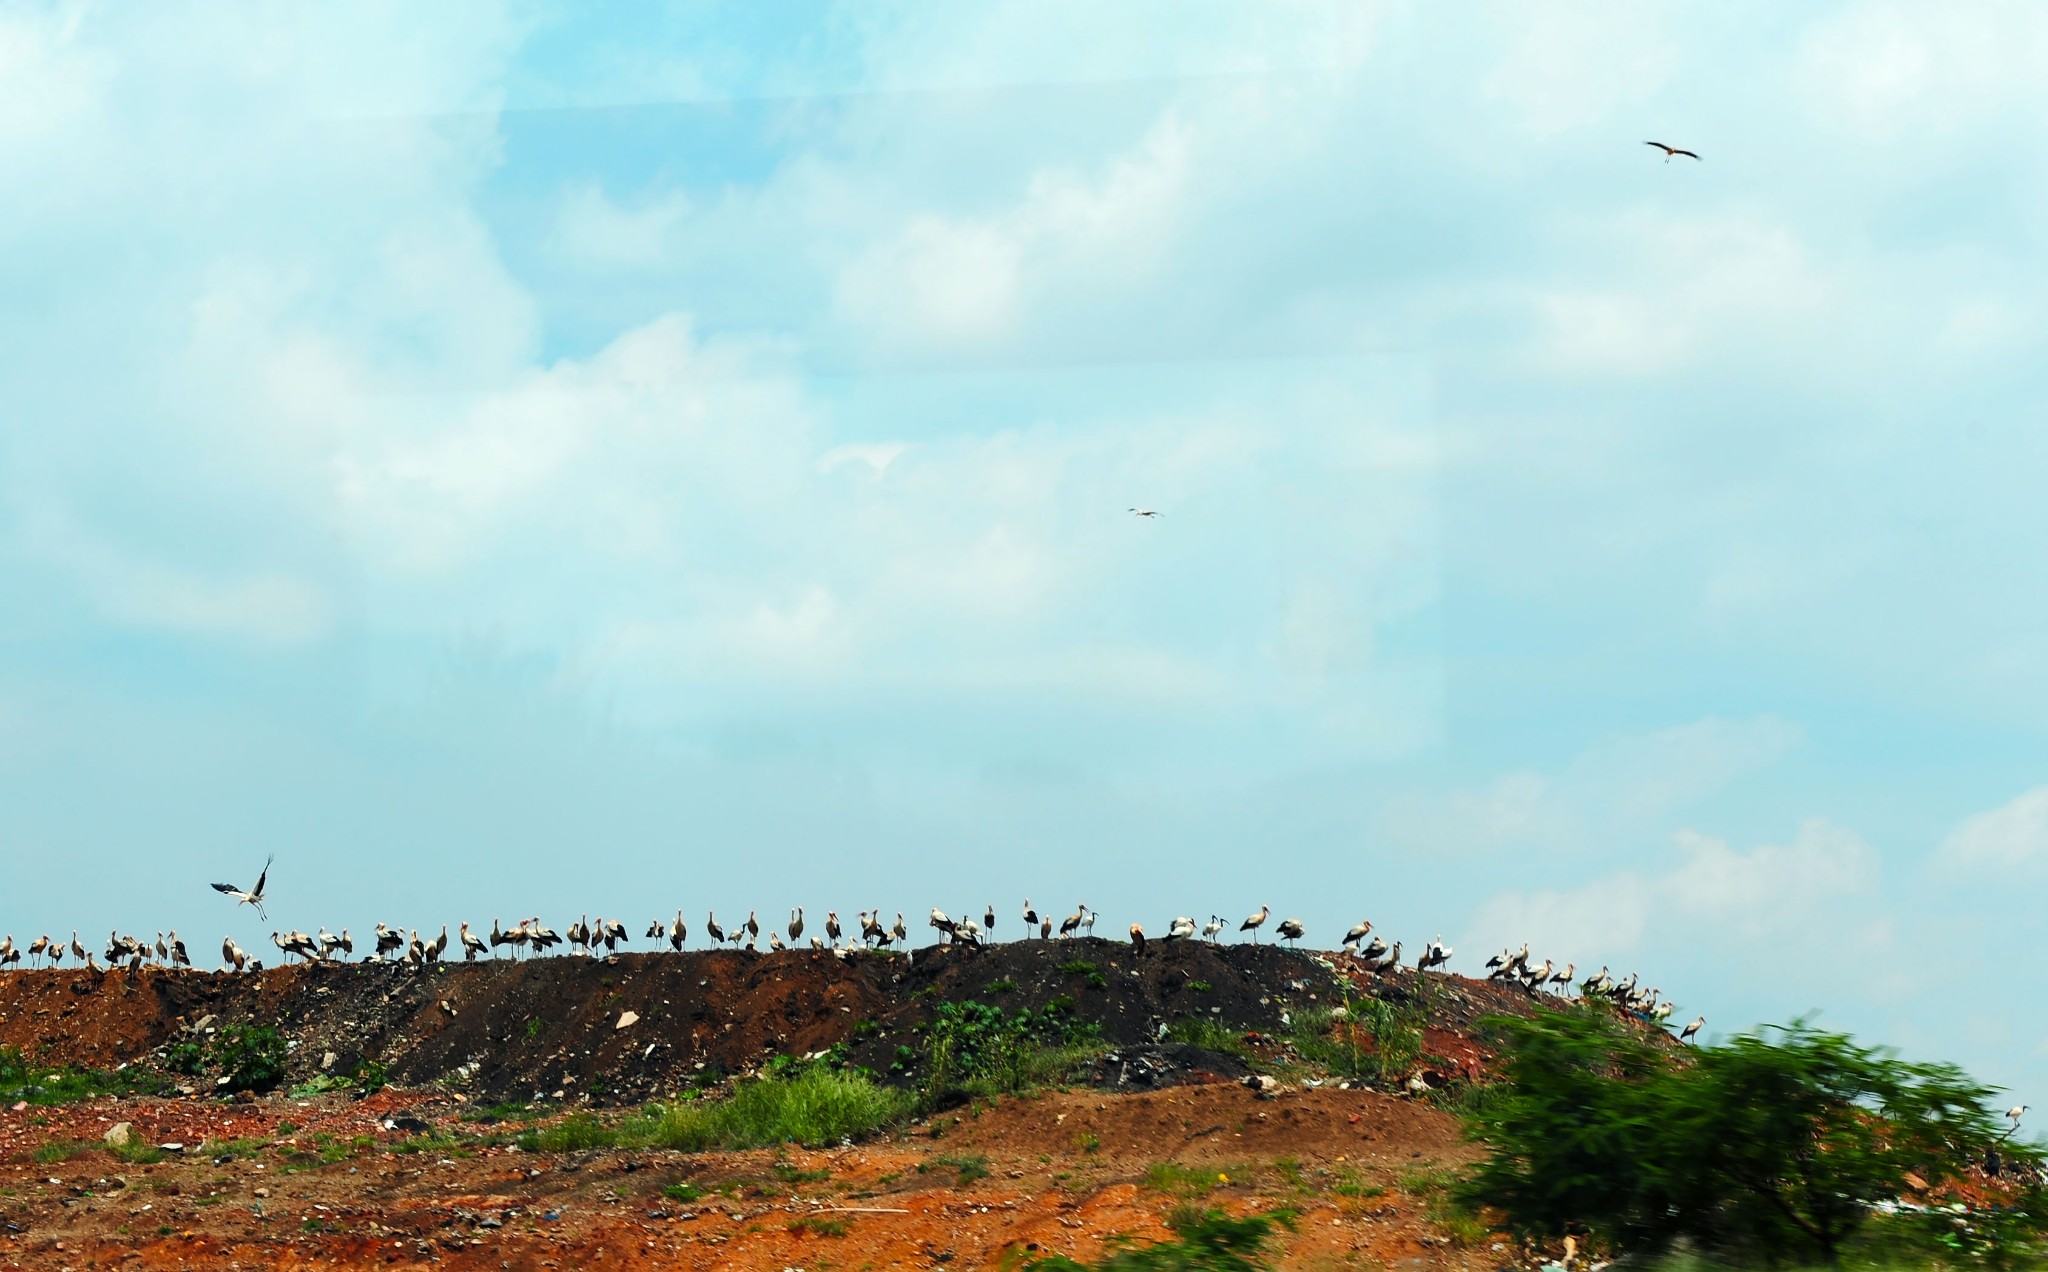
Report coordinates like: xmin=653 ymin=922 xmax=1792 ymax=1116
xmin=0 ymin=939 xmax=1548 ymax=1106
xmin=0 ymin=941 xmax=1585 ymax=1270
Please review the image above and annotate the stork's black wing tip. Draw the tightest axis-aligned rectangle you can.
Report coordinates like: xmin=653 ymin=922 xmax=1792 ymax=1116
xmin=210 ymin=883 xmax=237 ymax=894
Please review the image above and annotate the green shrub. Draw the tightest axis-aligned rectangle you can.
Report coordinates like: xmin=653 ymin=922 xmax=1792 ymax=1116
xmin=662 ymin=1181 xmax=702 ymax=1202
xmin=1460 ymin=1005 xmax=2048 ymax=1265
xmin=920 ymin=1000 xmax=1104 ymax=1102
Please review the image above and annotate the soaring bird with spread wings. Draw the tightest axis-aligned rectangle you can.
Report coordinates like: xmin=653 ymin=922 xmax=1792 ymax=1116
xmin=211 ymin=855 xmax=273 ymax=920
xmin=1645 ymin=141 xmax=1700 ymax=162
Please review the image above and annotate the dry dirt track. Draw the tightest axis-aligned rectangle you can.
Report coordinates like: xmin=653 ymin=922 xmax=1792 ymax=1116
xmin=0 ymin=1081 xmax=1504 ymax=1271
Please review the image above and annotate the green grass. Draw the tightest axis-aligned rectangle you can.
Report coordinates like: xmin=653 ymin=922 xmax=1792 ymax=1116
xmin=1141 ymin=1162 xmax=1241 ymax=1197
xmin=31 ymin=1141 xmax=88 ymax=1165
xmin=662 ymin=1182 xmax=703 ymax=1202
xmin=1287 ymin=997 xmax=1426 ymax=1087
xmin=199 ymin=1136 xmax=269 ymax=1161
xmin=787 ymin=1215 xmax=850 ymax=1237
xmin=1164 ymin=1017 xmax=1256 ymax=1063
xmin=0 ymin=1047 xmax=172 ymax=1106
xmin=105 ymin=1139 xmax=165 ymax=1165
xmin=771 ymin=1161 xmax=832 ymax=1185
xmin=530 ymin=1112 xmax=618 ymax=1153
xmin=920 ymin=1154 xmax=991 ymax=1185
xmin=1023 ymin=1207 xmax=1294 ymax=1270
xmin=514 ymin=1067 xmax=913 ymax=1155
xmin=1331 ymin=1167 xmax=1385 ymax=1201
xmin=651 ymin=1066 xmax=913 ymax=1150
xmin=1400 ymin=1165 xmax=1486 ymax=1246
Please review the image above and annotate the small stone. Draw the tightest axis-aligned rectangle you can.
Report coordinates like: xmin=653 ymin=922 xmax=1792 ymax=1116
xmin=615 ymin=1011 xmax=639 ymax=1030
xmin=102 ymin=1122 xmax=133 ymax=1147
xmin=321 ymin=1052 xmax=338 ymax=1071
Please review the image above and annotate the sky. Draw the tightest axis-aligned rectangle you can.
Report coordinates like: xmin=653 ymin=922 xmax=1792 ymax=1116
xmin=4 ymin=1 xmax=2048 ymax=1101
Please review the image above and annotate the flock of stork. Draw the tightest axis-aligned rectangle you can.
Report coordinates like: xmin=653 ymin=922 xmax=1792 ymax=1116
xmin=0 ymin=867 xmax=1702 ymax=1042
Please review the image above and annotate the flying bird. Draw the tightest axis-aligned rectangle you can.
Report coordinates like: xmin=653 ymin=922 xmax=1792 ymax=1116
xmin=211 ymin=855 xmax=274 ymax=920
xmin=1644 ymin=140 xmax=1700 ymax=162
xmin=1128 ymin=508 xmax=1161 ymax=518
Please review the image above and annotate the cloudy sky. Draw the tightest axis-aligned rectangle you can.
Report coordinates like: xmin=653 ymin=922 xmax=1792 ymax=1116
xmin=4 ymin=2 xmax=2048 ymax=1098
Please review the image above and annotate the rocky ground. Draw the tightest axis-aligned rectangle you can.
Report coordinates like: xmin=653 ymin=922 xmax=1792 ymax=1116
xmin=0 ymin=941 xmax=1578 ymax=1270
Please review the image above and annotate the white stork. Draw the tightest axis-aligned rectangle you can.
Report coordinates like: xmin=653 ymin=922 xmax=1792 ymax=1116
xmin=210 ymin=855 xmax=274 ymax=920
xmin=1240 ymin=905 xmax=1270 ymax=944
xmin=1678 ymin=1015 xmax=1705 ymax=1044
xmin=1341 ymin=919 xmax=1372 ymax=950
xmin=1275 ymin=917 xmax=1305 ymax=948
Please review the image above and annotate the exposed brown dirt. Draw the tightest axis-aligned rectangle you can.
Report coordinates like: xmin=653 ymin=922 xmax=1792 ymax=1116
xmin=0 ymin=943 xmax=1589 ymax=1269
xmin=0 ymin=1082 xmax=1507 ymax=1271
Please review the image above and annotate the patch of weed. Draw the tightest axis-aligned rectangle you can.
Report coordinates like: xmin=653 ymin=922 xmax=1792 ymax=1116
xmin=1023 ymin=1206 xmax=1294 ymax=1270
xmin=0 ymin=1047 xmax=172 ymax=1106
xmin=920 ymin=1154 xmax=990 ymax=1185
xmin=32 ymin=1141 xmax=88 ymax=1165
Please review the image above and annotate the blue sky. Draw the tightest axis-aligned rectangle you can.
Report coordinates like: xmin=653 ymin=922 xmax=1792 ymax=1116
xmin=4 ymin=2 xmax=2048 ymax=1101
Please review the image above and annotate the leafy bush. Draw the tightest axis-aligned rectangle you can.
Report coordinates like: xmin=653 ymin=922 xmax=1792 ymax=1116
xmin=920 ymin=999 xmax=1103 ymax=1101
xmin=1023 ymin=1207 xmax=1292 ymax=1270
xmin=1460 ymin=1005 xmax=2048 ymax=1265
xmin=212 ymin=1023 xmax=288 ymax=1092
xmin=161 ymin=1024 xmax=288 ymax=1093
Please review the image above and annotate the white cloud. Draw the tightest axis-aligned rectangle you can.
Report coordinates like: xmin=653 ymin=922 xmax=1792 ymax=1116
xmin=1939 ymin=787 xmax=2048 ymax=869
xmin=1381 ymin=715 xmax=1801 ymax=857
xmin=835 ymin=113 xmax=1193 ymax=351
xmin=1467 ymin=817 xmax=1884 ymax=986
xmin=555 ymin=182 xmax=693 ymax=270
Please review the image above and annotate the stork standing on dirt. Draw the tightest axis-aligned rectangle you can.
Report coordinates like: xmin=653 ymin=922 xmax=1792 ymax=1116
xmin=1022 ymin=899 xmax=1038 ymax=935
xmin=1203 ymin=915 xmax=1223 ymax=942
xmin=1678 ymin=1015 xmax=1705 ymax=1044
xmin=210 ymin=855 xmax=274 ymax=920
xmin=380 ymin=923 xmax=407 ymax=961
xmin=1276 ymin=917 xmax=1305 ymax=948
xmin=1129 ymin=923 xmax=1146 ymax=956
xmin=893 ymin=913 xmax=909 ymax=946
xmin=1166 ymin=916 xmax=1196 ymax=940
xmin=222 ymin=936 xmax=247 ymax=972
xmin=669 ymin=912 xmax=687 ymax=952
xmin=704 ymin=911 xmax=724 ymax=946
xmin=1342 ymin=919 xmax=1372 ymax=950
xmin=788 ymin=908 xmax=804 ymax=944
xmin=1059 ymin=905 xmax=1085 ymax=939
xmin=460 ymin=922 xmax=488 ymax=961
xmin=1240 ymin=905 xmax=1270 ymax=944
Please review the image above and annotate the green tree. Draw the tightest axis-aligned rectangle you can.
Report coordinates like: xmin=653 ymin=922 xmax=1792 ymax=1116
xmin=1460 ymin=1005 xmax=2046 ymax=1265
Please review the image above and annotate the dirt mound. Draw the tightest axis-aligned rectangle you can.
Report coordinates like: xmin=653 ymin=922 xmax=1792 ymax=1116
xmin=0 ymin=939 xmax=1378 ymax=1104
